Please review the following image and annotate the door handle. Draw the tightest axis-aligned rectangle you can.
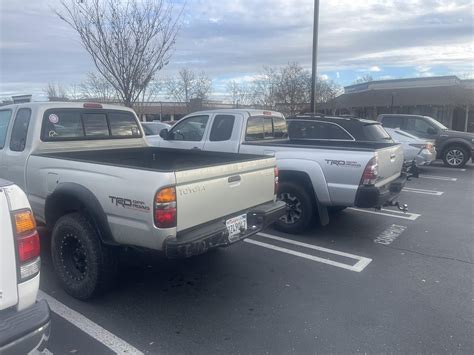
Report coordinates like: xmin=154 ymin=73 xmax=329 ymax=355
xmin=264 ymin=150 xmax=276 ymax=156
xmin=228 ymin=175 xmax=241 ymax=183
xmin=192 ymin=147 xmax=201 ymax=150
xmin=390 ymin=154 xmax=396 ymax=159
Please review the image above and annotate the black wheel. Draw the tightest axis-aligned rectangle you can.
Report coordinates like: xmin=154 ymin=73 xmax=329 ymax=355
xmin=51 ymin=213 xmax=118 ymax=300
xmin=274 ymin=182 xmax=314 ymax=234
xmin=442 ymin=145 xmax=470 ymax=168
xmin=328 ymin=206 xmax=347 ymax=214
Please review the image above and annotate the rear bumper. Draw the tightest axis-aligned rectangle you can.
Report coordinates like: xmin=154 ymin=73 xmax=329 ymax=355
xmin=355 ymin=174 xmax=407 ymax=208
xmin=415 ymin=148 xmax=437 ymax=166
xmin=164 ymin=200 xmax=287 ymax=258
xmin=0 ymin=300 xmax=51 ymax=355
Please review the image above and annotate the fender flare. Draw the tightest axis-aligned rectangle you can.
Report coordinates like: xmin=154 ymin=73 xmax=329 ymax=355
xmin=45 ymin=183 xmax=116 ymax=245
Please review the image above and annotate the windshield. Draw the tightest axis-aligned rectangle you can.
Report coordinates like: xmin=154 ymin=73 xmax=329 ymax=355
xmin=425 ymin=116 xmax=448 ymax=130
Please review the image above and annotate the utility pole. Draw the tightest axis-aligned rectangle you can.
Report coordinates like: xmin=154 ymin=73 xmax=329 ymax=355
xmin=310 ymin=0 xmax=320 ymax=113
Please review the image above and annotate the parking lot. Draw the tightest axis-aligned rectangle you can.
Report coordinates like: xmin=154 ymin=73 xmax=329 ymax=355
xmin=38 ymin=161 xmax=473 ymax=354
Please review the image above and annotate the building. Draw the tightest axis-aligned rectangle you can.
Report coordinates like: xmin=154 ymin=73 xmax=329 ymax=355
xmin=320 ymin=76 xmax=474 ymax=132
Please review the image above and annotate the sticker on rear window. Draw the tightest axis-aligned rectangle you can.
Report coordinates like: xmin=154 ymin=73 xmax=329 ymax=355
xmin=48 ymin=114 xmax=59 ymax=124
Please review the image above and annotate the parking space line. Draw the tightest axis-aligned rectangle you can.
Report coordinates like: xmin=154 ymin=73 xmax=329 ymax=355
xmin=403 ymin=187 xmax=444 ymax=196
xmin=419 ymin=174 xmax=457 ymax=181
xmin=347 ymin=208 xmax=420 ymax=220
xmin=38 ymin=290 xmax=143 ymax=355
xmin=244 ymin=233 xmax=372 ymax=272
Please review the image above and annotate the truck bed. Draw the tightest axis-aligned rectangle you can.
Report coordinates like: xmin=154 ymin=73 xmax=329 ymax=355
xmin=243 ymin=139 xmax=399 ymax=151
xmin=33 ymin=147 xmax=269 ymax=172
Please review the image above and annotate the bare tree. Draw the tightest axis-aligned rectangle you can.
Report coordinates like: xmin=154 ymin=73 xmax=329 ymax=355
xmin=165 ymin=68 xmax=212 ymax=102
xmin=79 ymin=72 xmax=118 ymax=102
xmin=55 ymin=0 xmax=182 ymax=107
xmin=44 ymin=83 xmax=70 ymax=101
xmin=226 ymin=80 xmax=254 ymax=107
xmin=249 ymin=63 xmax=341 ymax=115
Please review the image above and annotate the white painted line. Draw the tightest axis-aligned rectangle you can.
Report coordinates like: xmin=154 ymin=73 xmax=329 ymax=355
xmin=403 ymin=187 xmax=444 ymax=196
xmin=244 ymin=233 xmax=372 ymax=272
xmin=419 ymin=174 xmax=457 ymax=181
xmin=38 ymin=290 xmax=143 ymax=354
xmin=374 ymin=224 xmax=407 ymax=245
xmin=347 ymin=207 xmax=420 ymax=221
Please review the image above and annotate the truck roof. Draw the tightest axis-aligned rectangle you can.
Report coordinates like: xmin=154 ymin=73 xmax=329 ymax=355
xmin=0 ymin=178 xmax=13 ymax=188
xmin=183 ymin=109 xmax=284 ymax=118
xmin=0 ymin=101 xmax=135 ymax=113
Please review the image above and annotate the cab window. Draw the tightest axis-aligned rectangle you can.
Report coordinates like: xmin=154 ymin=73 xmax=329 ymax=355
xmin=210 ymin=115 xmax=235 ymax=142
xmin=381 ymin=116 xmax=404 ymax=128
xmin=169 ymin=115 xmax=209 ymax=141
xmin=406 ymin=118 xmax=434 ymax=135
xmin=10 ymin=108 xmax=31 ymax=152
xmin=0 ymin=110 xmax=12 ymax=149
xmin=245 ymin=117 xmax=264 ymax=141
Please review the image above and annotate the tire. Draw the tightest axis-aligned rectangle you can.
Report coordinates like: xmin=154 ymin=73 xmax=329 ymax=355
xmin=274 ymin=182 xmax=314 ymax=234
xmin=328 ymin=206 xmax=347 ymax=214
xmin=442 ymin=145 xmax=470 ymax=168
xmin=51 ymin=213 xmax=118 ymax=300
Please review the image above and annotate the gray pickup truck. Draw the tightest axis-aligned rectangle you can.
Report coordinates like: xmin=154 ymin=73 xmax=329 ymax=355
xmin=0 ymin=102 xmax=285 ymax=300
xmin=155 ymin=109 xmax=407 ymax=233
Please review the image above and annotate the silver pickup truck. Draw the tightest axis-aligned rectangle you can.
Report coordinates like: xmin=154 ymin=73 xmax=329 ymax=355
xmin=0 ymin=102 xmax=285 ymax=300
xmin=155 ymin=109 xmax=407 ymax=233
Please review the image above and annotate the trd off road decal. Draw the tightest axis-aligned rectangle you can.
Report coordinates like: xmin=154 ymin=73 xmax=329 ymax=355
xmin=325 ymin=159 xmax=361 ymax=168
xmin=109 ymin=196 xmax=150 ymax=212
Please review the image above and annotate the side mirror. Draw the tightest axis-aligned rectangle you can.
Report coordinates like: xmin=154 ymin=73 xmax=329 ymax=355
xmin=159 ymin=128 xmax=170 ymax=140
xmin=427 ymin=127 xmax=437 ymax=135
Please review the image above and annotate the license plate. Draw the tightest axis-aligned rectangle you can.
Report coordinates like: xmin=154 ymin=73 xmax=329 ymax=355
xmin=226 ymin=214 xmax=247 ymax=242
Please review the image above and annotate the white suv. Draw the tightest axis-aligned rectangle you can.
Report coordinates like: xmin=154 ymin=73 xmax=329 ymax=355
xmin=0 ymin=179 xmax=50 ymax=354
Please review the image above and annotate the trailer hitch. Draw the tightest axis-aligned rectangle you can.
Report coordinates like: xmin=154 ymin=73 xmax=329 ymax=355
xmin=387 ymin=201 xmax=408 ymax=212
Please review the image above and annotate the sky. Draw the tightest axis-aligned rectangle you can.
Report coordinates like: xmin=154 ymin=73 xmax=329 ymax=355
xmin=0 ymin=0 xmax=473 ymax=101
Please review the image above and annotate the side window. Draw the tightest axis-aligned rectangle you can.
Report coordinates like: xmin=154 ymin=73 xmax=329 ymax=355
xmin=273 ymin=117 xmax=288 ymax=138
xmin=288 ymin=121 xmax=327 ymax=139
xmin=0 ymin=110 xmax=12 ymax=149
xmin=83 ymin=113 xmax=109 ymax=137
xmin=381 ymin=116 xmax=403 ymax=129
xmin=327 ymin=125 xmax=353 ymax=140
xmin=245 ymin=117 xmax=264 ymax=141
xmin=209 ymin=115 xmax=235 ymax=142
xmin=10 ymin=108 xmax=31 ymax=152
xmin=170 ymin=115 xmax=209 ymax=141
xmin=264 ymin=118 xmax=273 ymax=138
xmin=406 ymin=118 xmax=433 ymax=134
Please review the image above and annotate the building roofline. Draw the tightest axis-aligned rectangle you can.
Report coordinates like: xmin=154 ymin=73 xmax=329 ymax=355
xmin=344 ymin=75 xmax=462 ymax=90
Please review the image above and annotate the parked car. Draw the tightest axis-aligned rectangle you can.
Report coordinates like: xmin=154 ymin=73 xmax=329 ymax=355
xmin=377 ymin=114 xmax=474 ymax=168
xmin=384 ymin=128 xmax=436 ymax=166
xmin=0 ymin=102 xmax=285 ymax=300
xmin=142 ymin=121 xmax=170 ymax=146
xmin=0 ymin=179 xmax=50 ymax=354
xmin=155 ymin=110 xmax=407 ymax=234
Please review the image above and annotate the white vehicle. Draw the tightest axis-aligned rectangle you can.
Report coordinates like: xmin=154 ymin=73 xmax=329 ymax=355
xmin=142 ymin=121 xmax=170 ymax=146
xmin=0 ymin=102 xmax=284 ymax=300
xmin=384 ymin=128 xmax=436 ymax=166
xmin=0 ymin=179 xmax=50 ymax=354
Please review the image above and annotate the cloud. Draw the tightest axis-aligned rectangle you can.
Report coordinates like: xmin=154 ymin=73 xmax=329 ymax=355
xmin=0 ymin=0 xmax=473 ymax=99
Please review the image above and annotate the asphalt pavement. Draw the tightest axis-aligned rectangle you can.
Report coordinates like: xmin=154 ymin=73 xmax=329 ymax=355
xmin=38 ymin=160 xmax=474 ymax=354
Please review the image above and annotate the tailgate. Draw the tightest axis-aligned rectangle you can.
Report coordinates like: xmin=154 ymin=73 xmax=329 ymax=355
xmin=175 ymin=157 xmax=276 ymax=231
xmin=0 ymin=187 xmax=18 ymax=311
xmin=375 ymin=144 xmax=404 ymax=187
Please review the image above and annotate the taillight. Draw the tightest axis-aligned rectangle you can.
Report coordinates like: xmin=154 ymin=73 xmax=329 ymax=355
xmin=13 ymin=209 xmax=40 ymax=281
xmin=274 ymin=167 xmax=279 ymax=195
xmin=360 ymin=156 xmax=378 ymax=186
xmin=154 ymin=187 xmax=177 ymax=228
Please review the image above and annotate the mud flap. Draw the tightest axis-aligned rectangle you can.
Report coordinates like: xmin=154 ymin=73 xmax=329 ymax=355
xmin=316 ymin=199 xmax=330 ymax=226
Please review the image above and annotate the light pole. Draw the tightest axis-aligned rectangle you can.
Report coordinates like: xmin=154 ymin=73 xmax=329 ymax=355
xmin=310 ymin=0 xmax=320 ymax=114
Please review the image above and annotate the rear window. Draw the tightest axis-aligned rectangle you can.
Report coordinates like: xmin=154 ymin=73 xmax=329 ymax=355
xmin=0 ymin=110 xmax=12 ymax=149
xmin=380 ymin=116 xmax=404 ymax=128
xmin=363 ymin=124 xmax=392 ymax=141
xmin=246 ymin=116 xmax=288 ymax=141
xmin=288 ymin=120 xmax=353 ymax=141
xmin=41 ymin=109 xmax=142 ymax=141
